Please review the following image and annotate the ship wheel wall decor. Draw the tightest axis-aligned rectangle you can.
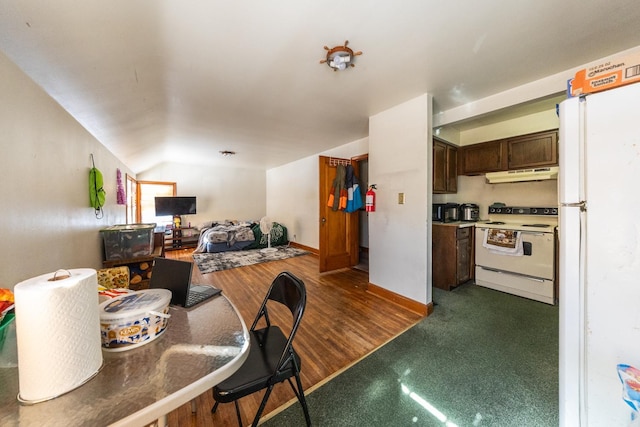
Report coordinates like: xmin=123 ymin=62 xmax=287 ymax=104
xmin=320 ymin=40 xmax=362 ymax=71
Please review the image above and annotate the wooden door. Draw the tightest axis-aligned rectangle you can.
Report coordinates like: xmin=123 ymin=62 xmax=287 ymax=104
xmin=319 ymin=156 xmax=359 ymax=273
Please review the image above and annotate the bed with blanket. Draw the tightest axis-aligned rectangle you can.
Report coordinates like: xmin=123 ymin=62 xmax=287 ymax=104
xmin=193 ymin=220 xmax=288 ymax=253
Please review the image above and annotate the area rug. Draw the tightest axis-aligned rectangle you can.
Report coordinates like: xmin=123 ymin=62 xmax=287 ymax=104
xmin=193 ymin=246 xmax=310 ymax=274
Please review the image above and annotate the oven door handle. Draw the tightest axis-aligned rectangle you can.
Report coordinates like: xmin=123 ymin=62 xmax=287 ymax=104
xmin=477 ymin=266 xmax=546 ymax=282
xmin=476 ymin=227 xmax=549 ymax=236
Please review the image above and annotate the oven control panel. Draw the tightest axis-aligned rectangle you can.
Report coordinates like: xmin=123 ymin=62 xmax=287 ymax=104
xmin=487 ymin=206 xmax=558 ymax=215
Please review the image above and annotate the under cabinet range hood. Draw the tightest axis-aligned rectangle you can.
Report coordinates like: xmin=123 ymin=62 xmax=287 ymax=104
xmin=485 ymin=166 xmax=559 ymax=184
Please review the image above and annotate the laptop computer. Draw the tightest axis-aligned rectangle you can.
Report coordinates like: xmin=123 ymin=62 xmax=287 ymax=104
xmin=150 ymin=257 xmax=221 ymax=308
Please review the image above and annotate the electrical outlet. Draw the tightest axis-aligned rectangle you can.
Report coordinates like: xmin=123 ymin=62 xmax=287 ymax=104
xmin=398 ymin=193 xmax=405 ymax=204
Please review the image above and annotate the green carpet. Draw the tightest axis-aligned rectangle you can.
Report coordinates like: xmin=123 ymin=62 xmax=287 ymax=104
xmin=262 ymin=283 xmax=559 ymax=427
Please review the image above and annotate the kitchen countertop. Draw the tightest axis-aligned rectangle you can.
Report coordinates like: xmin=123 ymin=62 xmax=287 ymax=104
xmin=432 ymin=221 xmax=478 ymax=228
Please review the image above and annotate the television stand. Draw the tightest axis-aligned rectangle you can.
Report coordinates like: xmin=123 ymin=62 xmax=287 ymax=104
xmin=165 ymin=227 xmax=198 ymax=251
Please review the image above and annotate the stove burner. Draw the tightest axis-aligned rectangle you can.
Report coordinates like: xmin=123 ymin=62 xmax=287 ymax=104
xmin=488 ymin=206 xmax=558 ymax=215
xmin=485 ymin=221 xmax=506 ymax=225
xmin=522 ymin=224 xmax=551 ymax=228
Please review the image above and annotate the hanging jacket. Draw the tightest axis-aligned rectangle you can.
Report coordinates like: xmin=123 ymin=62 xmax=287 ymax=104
xmin=345 ymin=164 xmax=363 ymax=213
xmin=327 ymin=164 xmax=347 ymax=211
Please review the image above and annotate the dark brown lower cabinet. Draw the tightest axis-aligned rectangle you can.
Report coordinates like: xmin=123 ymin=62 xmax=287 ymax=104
xmin=432 ymin=224 xmax=473 ymax=291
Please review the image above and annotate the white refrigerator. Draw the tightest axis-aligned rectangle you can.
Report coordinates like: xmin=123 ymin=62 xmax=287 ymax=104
xmin=559 ymin=82 xmax=640 ymax=426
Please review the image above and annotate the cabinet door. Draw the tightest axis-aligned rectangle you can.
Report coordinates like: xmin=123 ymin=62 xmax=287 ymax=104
xmin=508 ymin=130 xmax=558 ymax=169
xmin=433 ymin=140 xmax=447 ymax=193
xmin=456 ymin=228 xmax=471 ymax=284
xmin=432 ymin=225 xmax=457 ymax=290
xmin=447 ymin=146 xmax=457 ymax=192
xmin=458 ymin=140 xmax=507 ymax=175
xmin=433 ymin=138 xmax=458 ymax=194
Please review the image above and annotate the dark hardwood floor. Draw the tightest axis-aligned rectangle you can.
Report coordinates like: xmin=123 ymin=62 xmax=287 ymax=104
xmin=164 ymin=248 xmax=423 ymax=426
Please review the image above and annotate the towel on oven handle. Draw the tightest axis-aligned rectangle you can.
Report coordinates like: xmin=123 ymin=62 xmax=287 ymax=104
xmin=482 ymin=229 xmax=524 ymax=256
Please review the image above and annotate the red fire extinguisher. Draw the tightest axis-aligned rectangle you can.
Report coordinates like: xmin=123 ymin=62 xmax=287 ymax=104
xmin=365 ymin=184 xmax=376 ymax=212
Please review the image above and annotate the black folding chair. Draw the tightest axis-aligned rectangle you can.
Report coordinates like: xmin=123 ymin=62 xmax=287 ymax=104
xmin=212 ymin=271 xmax=311 ymax=426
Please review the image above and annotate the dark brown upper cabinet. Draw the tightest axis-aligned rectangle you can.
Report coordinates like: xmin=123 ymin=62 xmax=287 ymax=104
xmin=458 ymin=139 xmax=507 ymax=175
xmin=433 ymin=137 xmax=458 ymax=193
xmin=507 ymin=129 xmax=558 ymax=170
xmin=458 ymin=129 xmax=558 ymax=176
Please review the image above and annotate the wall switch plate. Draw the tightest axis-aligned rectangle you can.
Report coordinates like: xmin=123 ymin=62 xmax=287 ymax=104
xmin=398 ymin=193 xmax=405 ymax=204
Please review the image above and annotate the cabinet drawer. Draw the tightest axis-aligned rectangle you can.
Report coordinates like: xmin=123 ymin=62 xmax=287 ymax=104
xmin=457 ymin=227 xmax=471 ymax=239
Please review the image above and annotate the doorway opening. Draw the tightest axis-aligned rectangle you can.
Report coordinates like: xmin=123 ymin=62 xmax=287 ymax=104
xmin=354 ymin=156 xmax=369 ymax=273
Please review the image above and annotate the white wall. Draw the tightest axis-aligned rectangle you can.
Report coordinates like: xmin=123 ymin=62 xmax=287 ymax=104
xmin=0 ymin=51 xmax=130 ymax=288
xmin=137 ymin=162 xmax=266 ymax=227
xmin=459 ymin=108 xmax=559 ymax=145
xmin=266 ymin=138 xmax=368 ymax=249
xmin=369 ymin=94 xmax=431 ymax=305
xmin=443 ymin=176 xmax=558 ymax=218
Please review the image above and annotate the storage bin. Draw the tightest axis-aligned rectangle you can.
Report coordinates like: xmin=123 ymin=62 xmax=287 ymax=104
xmin=100 ymin=223 xmax=156 ymax=261
xmin=98 ymin=289 xmax=171 ymax=351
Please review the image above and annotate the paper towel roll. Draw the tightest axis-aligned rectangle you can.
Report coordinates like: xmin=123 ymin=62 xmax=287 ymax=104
xmin=14 ymin=268 xmax=103 ymax=403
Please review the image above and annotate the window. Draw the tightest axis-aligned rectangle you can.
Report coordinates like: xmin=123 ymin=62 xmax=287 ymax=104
xmin=126 ymin=174 xmax=137 ymax=224
xmin=138 ymin=181 xmax=176 ymax=225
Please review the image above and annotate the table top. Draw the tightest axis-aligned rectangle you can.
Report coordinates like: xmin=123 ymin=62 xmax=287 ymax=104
xmin=0 ymin=294 xmax=249 ymax=427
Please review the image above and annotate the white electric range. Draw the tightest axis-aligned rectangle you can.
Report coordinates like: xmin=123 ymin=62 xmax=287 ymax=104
xmin=475 ymin=206 xmax=558 ymax=305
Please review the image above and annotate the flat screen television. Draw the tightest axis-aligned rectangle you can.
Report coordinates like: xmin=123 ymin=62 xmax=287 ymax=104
xmin=154 ymin=196 xmax=197 ymax=216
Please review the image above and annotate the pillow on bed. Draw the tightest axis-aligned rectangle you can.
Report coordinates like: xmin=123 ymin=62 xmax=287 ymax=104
xmin=271 ymin=223 xmax=288 ymax=246
xmin=205 ymin=230 xmax=229 ymax=244
xmin=244 ymin=222 xmax=288 ymax=250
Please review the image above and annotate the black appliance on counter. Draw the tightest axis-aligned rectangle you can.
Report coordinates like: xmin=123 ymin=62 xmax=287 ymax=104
xmin=432 ymin=203 xmax=459 ymax=222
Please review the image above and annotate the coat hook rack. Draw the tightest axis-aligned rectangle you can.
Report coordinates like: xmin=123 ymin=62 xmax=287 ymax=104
xmin=329 ymin=157 xmax=351 ymax=167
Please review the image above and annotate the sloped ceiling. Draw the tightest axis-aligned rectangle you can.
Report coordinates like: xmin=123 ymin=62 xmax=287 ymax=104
xmin=2 ymin=1 xmax=640 ymax=172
